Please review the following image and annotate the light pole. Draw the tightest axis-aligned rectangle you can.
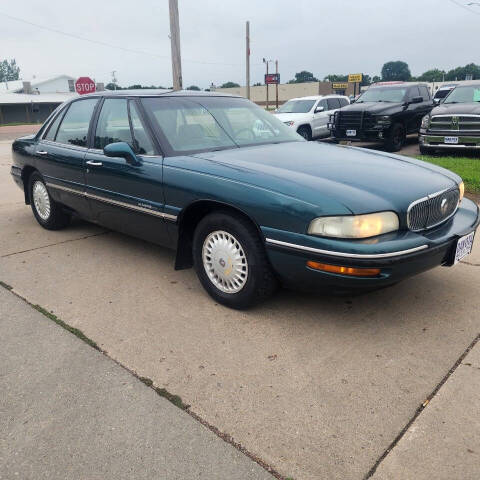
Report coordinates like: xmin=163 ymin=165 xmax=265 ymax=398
xmin=263 ymin=58 xmax=273 ymax=110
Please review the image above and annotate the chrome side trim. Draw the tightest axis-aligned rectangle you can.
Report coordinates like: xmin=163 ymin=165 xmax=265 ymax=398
xmin=45 ymin=182 xmax=177 ymax=222
xmin=265 ymin=238 xmax=429 ymax=259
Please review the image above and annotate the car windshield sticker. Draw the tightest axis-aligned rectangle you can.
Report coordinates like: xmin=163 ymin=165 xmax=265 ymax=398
xmin=474 ymin=89 xmax=480 ymax=102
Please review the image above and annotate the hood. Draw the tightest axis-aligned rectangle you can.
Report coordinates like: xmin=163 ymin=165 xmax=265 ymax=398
xmin=273 ymin=112 xmax=312 ymax=123
xmin=431 ymin=102 xmax=480 ymax=116
xmin=341 ymin=101 xmax=404 ymax=115
xmin=190 ymin=142 xmax=459 ymax=215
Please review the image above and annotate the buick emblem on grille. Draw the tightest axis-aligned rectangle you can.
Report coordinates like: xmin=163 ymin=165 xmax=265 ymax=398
xmin=451 ymin=116 xmax=459 ymax=130
xmin=440 ymin=197 xmax=449 ymax=215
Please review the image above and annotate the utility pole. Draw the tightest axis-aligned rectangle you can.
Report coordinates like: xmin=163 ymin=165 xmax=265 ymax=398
xmin=169 ymin=0 xmax=183 ymax=90
xmin=263 ymin=58 xmax=272 ymax=110
xmin=275 ymin=60 xmax=279 ymax=109
xmin=246 ymin=21 xmax=250 ymax=100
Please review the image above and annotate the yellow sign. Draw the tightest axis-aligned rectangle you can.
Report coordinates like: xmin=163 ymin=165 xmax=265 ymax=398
xmin=332 ymin=82 xmax=348 ymax=90
xmin=348 ymin=73 xmax=363 ymax=83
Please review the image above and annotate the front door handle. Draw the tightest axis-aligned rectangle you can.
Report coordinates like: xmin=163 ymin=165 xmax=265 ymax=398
xmin=36 ymin=150 xmax=48 ymax=155
xmin=86 ymin=160 xmax=103 ymax=166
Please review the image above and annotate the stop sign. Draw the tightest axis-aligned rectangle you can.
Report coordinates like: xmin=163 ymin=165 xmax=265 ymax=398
xmin=75 ymin=77 xmax=96 ymax=95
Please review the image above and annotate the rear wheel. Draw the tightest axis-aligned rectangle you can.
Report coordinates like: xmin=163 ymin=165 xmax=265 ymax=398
xmin=297 ymin=126 xmax=312 ymax=141
xmin=384 ymin=123 xmax=405 ymax=152
xmin=29 ymin=172 xmax=70 ymax=230
xmin=193 ymin=212 xmax=278 ymax=309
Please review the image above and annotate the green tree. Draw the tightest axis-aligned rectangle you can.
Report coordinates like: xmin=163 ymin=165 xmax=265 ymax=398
xmin=220 ymin=81 xmax=240 ymax=88
xmin=416 ymin=69 xmax=446 ymax=82
xmin=381 ymin=61 xmax=411 ymax=81
xmin=186 ymin=85 xmax=201 ymax=91
xmin=105 ymin=82 xmax=121 ymax=90
xmin=323 ymin=74 xmax=348 ymax=82
xmin=445 ymin=63 xmax=480 ymax=81
xmin=372 ymin=75 xmax=381 ymax=83
xmin=360 ymin=74 xmax=372 ymax=86
xmin=253 ymin=82 xmax=262 ymax=86
xmin=287 ymin=71 xmax=319 ymax=83
xmin=0 ymin=58 xmax=20 ymax=82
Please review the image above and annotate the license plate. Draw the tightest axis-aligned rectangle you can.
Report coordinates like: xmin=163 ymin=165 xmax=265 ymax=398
xmin=346 ymin=129 xmax=356 ymax=137
xmin=444 ymin=136 xmax=459 ymax=144
xmin=453 ymin=231 xmax=475 ymax=264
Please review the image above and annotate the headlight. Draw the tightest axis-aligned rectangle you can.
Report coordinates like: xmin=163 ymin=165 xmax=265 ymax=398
xmin=308 ymin=212 xmax=399 ymax=238
xmin=421 ymin=115 xmax=431 ymax=129
xmin=284 ymin=121 xmax=295 ymax=127
xmin=459 ymin=181 xmax=464 ymax=202
xmin=376 ymin=115 xmax=391 ymax=124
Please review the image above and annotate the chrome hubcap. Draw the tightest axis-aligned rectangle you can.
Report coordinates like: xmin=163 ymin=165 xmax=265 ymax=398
xmin=32 ymin=181 xmax=51 ymax=221
xmin=202 ymin=230 xmax=248 ymax=294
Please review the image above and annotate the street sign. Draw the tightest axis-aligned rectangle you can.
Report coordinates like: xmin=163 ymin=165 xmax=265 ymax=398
xmin=348 ymin=73 xmax=363 ymax=83
xmin=265 ymin=73 xmax=280 ymax=85
xmin=75 ymin=77 xmax=96 ymax=95
xmin=332 ymin=82 xmax=348 ymax=90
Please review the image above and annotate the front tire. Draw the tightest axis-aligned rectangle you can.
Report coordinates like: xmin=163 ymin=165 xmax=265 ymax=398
xmin=384 ymin=123 xmax=405 ymax=152
xmin=297 ymin=126 xmax=312 ymax=141
xmin=193 ymin=212 xmax=278 ymax=309
xmin=29 ymin=172 xmax=70 ymax=230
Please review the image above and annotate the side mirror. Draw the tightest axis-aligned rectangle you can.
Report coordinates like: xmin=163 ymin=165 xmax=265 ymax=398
xmin=314 ymin=106 xmax=325 ymax=113
xmin=433 ymin=98 xmax=440 ymax=105
xmin=103 ymin=142 xmax=140 ymax=165
xmin=410 ymin=96 xmax=423 ymax=104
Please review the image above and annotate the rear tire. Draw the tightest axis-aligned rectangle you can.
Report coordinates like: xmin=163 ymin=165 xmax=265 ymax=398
xmin=193 ymin=212 xmax=278 ymax=309
xmin=29 ymin=172 xmax=71 ymax=230
xmin=384 ymin=123 xmax=405 ymax=152
xmin=297 ymin=126 xmax=312 ymax=141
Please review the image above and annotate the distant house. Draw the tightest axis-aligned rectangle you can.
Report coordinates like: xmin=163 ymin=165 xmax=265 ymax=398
xmin=0 ymin=75 xmax=78 ymax=125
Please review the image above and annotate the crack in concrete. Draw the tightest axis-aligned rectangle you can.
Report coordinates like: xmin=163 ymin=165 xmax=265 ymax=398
xmin=1 ymin=231 xmax=110 ymax=258
xmin=364 ymin=333 xmax=480 ymax=479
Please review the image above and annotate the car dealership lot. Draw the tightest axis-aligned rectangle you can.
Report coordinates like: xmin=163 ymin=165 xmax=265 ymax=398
xmin=1 ymin=128 xmax=479 ymax=479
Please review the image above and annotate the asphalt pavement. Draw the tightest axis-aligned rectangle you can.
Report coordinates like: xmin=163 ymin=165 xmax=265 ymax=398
xmin=1 ymin=125 xmax=479 ymax=480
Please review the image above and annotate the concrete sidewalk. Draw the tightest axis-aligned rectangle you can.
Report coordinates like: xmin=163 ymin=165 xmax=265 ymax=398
xmin=0 ymin=287 xmax=273 ymax=480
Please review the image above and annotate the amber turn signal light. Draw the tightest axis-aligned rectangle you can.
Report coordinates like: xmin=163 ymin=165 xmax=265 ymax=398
xmin=306 ymin=261 xmax=381 ymax=277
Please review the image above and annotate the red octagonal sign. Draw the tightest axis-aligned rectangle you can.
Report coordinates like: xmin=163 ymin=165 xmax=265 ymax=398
xmin=75 ymin=77 xmax=96 ymax=95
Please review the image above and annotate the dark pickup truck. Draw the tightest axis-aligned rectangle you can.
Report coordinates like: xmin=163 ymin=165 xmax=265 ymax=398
xmin=329 ymin=82 xmax=433 ymax=152
xmin=419 ymin=81 xmax=480 ymax=153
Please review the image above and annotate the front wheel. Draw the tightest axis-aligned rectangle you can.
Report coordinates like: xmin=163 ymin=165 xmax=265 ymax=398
xmin=193 ymin=212 xmax=278 ymax=309
xmin=297 ymin=126 xmax=312 ymax=141
xmin=384 ymin=123 xmax=405 ymax=152
xmin=29 ymin=172 xmax=71 ymax=230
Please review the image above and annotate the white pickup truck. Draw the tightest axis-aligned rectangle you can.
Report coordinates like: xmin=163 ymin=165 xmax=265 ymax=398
xmin=273 ymin=94 xmax=350 ymax=140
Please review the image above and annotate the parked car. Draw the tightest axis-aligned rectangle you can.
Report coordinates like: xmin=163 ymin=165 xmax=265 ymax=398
xmin=273 ymin=95 xmax=349 ymax=140
xmin=419 ymin=81 xmax=480 ymax=153
xmin=329 ymin=82 xmax=433 ymax=151
xmin=10 ymin=90 xmax=479 ymax=309
xmin=432 ymin=84 xmax=457 ymax=105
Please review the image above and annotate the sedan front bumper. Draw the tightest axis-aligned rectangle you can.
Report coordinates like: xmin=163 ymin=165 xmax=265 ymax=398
xmin=263 ymin=198 xmax=480 ymax=292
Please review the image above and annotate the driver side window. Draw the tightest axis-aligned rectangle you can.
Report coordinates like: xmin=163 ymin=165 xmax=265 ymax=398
xmin=95 ymin=98 xmax=133 ymax=150
xmin=317 ymin=99 xmax=328 ymax=112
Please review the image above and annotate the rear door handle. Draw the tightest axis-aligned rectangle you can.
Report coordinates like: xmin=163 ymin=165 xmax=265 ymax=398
xmin=36 ymin=150 xmax=48 ymax=155
xmin=86 ymin=160 xmax=103 ymax=166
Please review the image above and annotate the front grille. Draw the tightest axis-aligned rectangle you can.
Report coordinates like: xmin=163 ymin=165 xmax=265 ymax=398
xmin=430 ymin=115 xmax=480 ymax=133
xmin=407 ymin=187 xmax=460 ymax=231
xmin=333 ymin=111 xmax=376 ymax=129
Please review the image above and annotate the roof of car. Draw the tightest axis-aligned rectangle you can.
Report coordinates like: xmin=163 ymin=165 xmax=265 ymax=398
xmin=454 ymin=80 xmax=480 ymax=86
xmin=370 ymin=82 xmax=429 ymax=88
xmin=287 ymin=94 xmax=347 ymax=101
xmin=83 ymin=89 xmax=242 ymax=98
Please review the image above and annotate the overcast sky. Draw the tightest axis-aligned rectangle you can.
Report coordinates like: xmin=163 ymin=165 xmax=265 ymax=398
xmin=1 ymin=0 xmax=479 ymax=88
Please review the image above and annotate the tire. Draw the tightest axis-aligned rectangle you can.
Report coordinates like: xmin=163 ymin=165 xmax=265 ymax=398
xmin=29 ymin=172 xmax=71 ymax=230
xmin=297 ymin=126 xmax=312 ymax=141
xmin=419 ymin=145 xmax=435 ymax=155
xmin=193 ymin=211 xmax=278 ymax=309
xmin=384 ymin=123 xmax=405 ymax=152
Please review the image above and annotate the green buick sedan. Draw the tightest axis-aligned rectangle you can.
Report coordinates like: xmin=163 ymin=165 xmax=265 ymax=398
xmin=10 ymin=90 xmax=479 ymax=308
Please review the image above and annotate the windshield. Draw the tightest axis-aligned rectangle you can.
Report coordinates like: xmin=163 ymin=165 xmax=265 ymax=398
xmin=356 ymin=87 xmax=407 ymax=103
xmin=434 ymin=89 xmax=453 ymax=100
xmin=444 ymin=85 xmax=480 ymax=104
xmin=276 ymin=100 xmax=316 ymax=113
xmin=141 ymin=96 xmax=302 ymax=155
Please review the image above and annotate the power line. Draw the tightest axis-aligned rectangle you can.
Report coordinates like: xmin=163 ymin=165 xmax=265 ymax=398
xmin=0 ymin=11 xmax=258 ymax=66
xmin=447 ymin=0 xmax=480 ymax=15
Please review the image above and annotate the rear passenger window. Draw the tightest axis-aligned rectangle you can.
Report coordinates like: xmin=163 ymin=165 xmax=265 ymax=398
xmin=95 ymin=98 xmax=133 ymax=150
xmin=44 ymin=110 xmax=64 ymax=141
xmin=55 ymin=99 xmax=98 ymax=147
xmin=327 ymin=98 xmax=341 ymax=110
